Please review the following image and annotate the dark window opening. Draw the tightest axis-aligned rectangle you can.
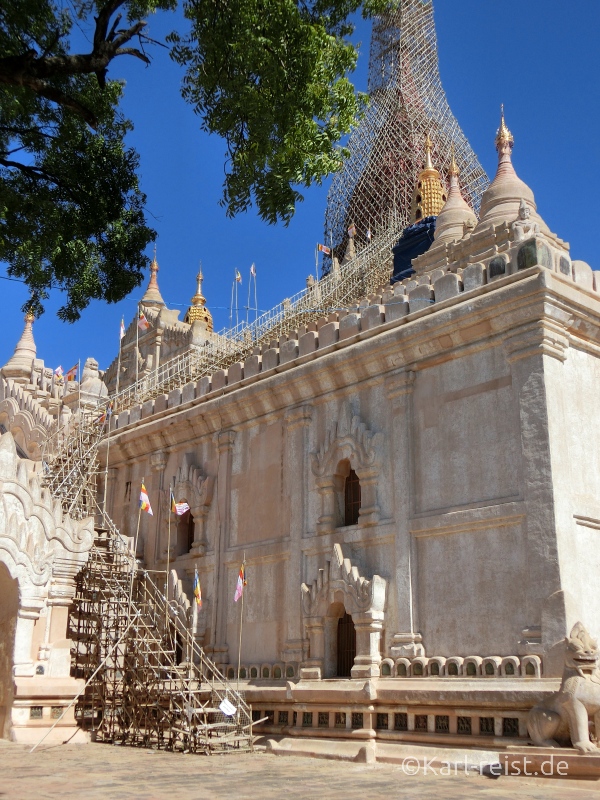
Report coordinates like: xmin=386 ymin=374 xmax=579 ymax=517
xmin=457 ymin=716 xmax=472 ymax=735
xmin=502 ymin=717 xmax=520 ymax=737
xmin=394 ymin=712 xmax=408 ymax=731
xmin=344 ymin=469 xmax=361 ymax=526
xmin=336 ymin=611 xmax=356 ymax=677
xmin=415 ymin=714 xmax=428 ymax=731
xmin=186 ymin=512 xmax=195 ymax=552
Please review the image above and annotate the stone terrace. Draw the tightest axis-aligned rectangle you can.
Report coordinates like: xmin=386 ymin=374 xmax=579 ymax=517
xmin=1 ymin=741 xmax=598 ymax=800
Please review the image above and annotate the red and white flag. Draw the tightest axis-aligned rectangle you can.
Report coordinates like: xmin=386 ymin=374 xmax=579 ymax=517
xmin=138 ymin=312 xmax=150 ymax=331
xmin=234 ymin=563 xmax=246 ymax=602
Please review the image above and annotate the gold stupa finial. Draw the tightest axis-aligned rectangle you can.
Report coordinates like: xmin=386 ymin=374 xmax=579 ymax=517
xmin=184 ymin=262 xmax=213 ymax=331
xmin=495 ymin=104 xmax=514 ymax=151
xmin=411 ymin=134 xmax=447 ymax=223
xmin=424 ymin=133 xmax=434 ymax=170
xmin=449 ymin=143 xmax=459 ymax=176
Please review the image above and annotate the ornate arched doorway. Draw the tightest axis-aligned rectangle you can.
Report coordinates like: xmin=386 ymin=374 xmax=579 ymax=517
xmin=0 ymin=563 xmax=19 ymax=738
xmin=301 ymin=544 xmax=386 ymax=680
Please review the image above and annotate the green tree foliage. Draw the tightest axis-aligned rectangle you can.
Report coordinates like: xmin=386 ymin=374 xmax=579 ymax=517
xmin=0 ymin=0 xmax=391 ymax=319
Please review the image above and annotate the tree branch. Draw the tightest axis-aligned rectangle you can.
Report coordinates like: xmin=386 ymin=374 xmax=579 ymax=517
xmin=115 ymin=47 xmax=151 ymax=65
xmin=0 ymin=157 xmax=82 ymax=202
xmin=0 ymin=2 xmax=148 ymax=124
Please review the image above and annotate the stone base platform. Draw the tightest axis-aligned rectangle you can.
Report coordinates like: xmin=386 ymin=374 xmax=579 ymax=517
xmin=258 ymin=736 xmax=600 ymax=779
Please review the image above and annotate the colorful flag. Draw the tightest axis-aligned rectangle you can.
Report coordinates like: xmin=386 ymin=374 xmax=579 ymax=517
xmin=366 ymin=229 xmax=372 ymax=241
xmin=54 ymin=365 xmax=63 ymax=378
xmin=347 ymin=224 xmax=356 ymax=237
xmin=235 ymin=269 xmax=242 ymax=284
xmin=170 ymin=488 xmax=190 ymax=516
xmin=139 ymin=482 xmax=153 ymax=515
xmin=234 ymin=563 xmax=246 ymax=602
xmin=317 ymin=244 xmax=331 ymax=255
xmin=250 ymin=263 xmax=256 ymax=277
xmin=138 ymin=311 xmax=150 ymax=331
xmin=193 ymin=566 xmax=202 ymax=609
xmin=66 ymin=363 xmax=78 ymax=382
xmin=120 ymin=318 xmax=126 ymax=340
xmin=96 ymin=402 xmax=113 ymax=425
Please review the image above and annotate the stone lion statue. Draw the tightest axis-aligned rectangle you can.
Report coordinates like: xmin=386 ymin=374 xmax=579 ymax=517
xmin=527 ymin=622 xmax=600 ymax=753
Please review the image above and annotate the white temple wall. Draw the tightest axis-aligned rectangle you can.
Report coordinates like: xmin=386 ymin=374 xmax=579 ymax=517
xmin=104 ymin=268 xmax=600 ymax=678
xmin=544 ymin=344 xmax=600 ymax=642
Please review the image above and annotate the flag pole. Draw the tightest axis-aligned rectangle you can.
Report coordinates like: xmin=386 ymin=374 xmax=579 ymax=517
xmin=253 ymin=269 xmax=258 ymax=327
xmin=115 ymin=320 xmax=123 ymax=400
xmin=237 ymin=552 xmax=246 ymax=693
xmin=129 ymin=479 xmax=144 ymax=616
xmin=246 ymin=267 xmax=251 ymax=326
xmin=135 ymin=303 xmax=140 ymax=402
xmin=235 ymin=277 xmax=239 ymax=328
xmin=165 ymin=486 xmax=172 ymax=630
xmin=102 ymin=323 xmax=122 ymax=519
xmin=229 ymin=279 xmax=234 ymax=327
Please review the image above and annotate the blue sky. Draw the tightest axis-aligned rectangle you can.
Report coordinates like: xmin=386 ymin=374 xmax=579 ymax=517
xmin=1 ymin=0 xmax=599 ymax=371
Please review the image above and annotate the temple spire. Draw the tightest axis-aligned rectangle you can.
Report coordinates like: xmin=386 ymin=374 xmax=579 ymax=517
xmin=411 ymin=134 xmax=447 ymax=223
xmin=476 ymin=108 xmax=547 ymax=233
xmin=184 ymin=264 xmax=213 ymax=331
xmin=140 ymin=245 xmax=165 ymax=307
xmin=433 ymin=144 xmax=477 ymax=245
xmin=424 ymin=133 xmax=434 ymax=171
xmin=2 ymin=311 xmax=37 ymax=383
xmin=495 ymin=104 xmax=514 ymax=152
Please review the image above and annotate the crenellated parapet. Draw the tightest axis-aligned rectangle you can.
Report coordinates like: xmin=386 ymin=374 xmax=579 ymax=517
xmin=110 ymin=255 xmax=600 ymax=435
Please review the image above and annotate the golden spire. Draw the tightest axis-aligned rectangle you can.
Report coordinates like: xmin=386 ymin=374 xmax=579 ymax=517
xmin=184 ymin=264 xmax=213 ymax=331
xmin=411 ymin=134 xmax=447 ymax=222
xmin=424 ymin=133 xmax=434 ymax=170
xmin=449 ymin=143 xmax=459 ymax=176
xmin=495 ymin=104 xmax=514 ymax=151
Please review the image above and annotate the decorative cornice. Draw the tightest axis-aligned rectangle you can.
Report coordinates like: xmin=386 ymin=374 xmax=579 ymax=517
xmin=385 ymin=369 xmax=416 ymax=400
xmin=284 ymin=404 xmax=313 ymax=430
xmin=503 ymin=320 xmax=570 ymax=364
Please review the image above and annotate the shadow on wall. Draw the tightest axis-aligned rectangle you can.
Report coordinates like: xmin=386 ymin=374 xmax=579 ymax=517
xmin=0 ymin=563 xmax=18 ymax=739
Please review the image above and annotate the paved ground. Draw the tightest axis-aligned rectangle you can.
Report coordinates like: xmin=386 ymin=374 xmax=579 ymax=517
xmin=1 ymin=741 xmax=600 ymax=799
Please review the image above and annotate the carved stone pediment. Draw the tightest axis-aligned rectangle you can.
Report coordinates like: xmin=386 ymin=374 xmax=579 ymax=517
xmin=173 ymin=455 xmax=215 ymax=517
xmin=301 ymin=544 xmax=387 ymax=679
xmin=311 ymin=402 xmax=384 ymax=478
xmin=310 ymin=404 xmax=383 ymax=531
xmin=301 ymin=544 xmax=386 ymax=619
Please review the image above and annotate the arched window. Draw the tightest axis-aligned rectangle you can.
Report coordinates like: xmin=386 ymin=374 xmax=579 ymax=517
xmin=176 ymin=506 xmax=195 ymax=556
xmin=186 ymin=512 xmax=195 ymax=552
xmin=344 ymin=469 xmax=361 ymax=526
